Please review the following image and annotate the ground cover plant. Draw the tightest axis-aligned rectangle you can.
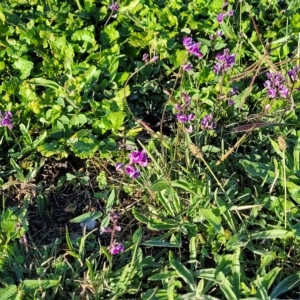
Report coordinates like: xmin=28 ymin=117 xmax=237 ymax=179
xmin=1 ymin=0 xmax=300 ymax=299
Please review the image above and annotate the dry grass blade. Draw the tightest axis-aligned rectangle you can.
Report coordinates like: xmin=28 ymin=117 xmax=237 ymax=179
xmin=189 ymin=142 xmax=204 ymax=159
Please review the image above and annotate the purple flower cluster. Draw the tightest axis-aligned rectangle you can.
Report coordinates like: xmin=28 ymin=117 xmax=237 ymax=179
xmin=109 ymin=2 xmax=118 ymax=11
xmin=142 ymin=53 xmax=159 ymax=63
xmin=288 ymin=67 xmax=300 ymax=82
xmin=101 ymin=211 xmax=124 ymax=255
xmin=264 ymin=72 xmax=289 ymax=99
xmin=229 ymin=86 xmax=239 ymax=96
xmin=217 ymin=10 xmax=234 ymax=23
xmin=0 ymin=111 xmax=13 ymax=130
xmin=182 ymin=62 xmax=193 ymax=72
xmin=183 ymin=37 xmax=203 ymax=58
xmin=213 ymin=49 xmax=236 ymax=75
xmin=227 ymin=86 xmax=239 ymax=106
xmin=209 ymin=30 xmax=223 ymax=40
xmin=110 ymin=242 xmax=124 ymax=255
xmin=116 ymin=150 xmax=150 ymax=179
xmin=201 ymin=114 xmax=216 ymax=130
xmin=174 ymin=92 xmax=194 ymax=133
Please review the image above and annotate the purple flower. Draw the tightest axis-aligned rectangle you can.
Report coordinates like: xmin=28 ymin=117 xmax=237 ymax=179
xmin=110 ymin=242 xmax=124 ymax=255
xmin=0 ymin=111 xmax=13 ymax=129
xmin=228 ymin=99 xmax=235 ymax=106
xmin=150 ymin=55 xmax=159 ymax=62
xmin=125 ymin=165 xmax=140 ymax=179
xmin=267 ymin=87 xmax=277 ymax=98
xmin=183 ymin=37 xmax=203 ymax=58
xmin=227 ymin=10 xmax=234 ymax=16
xmin=188 ymin=43 xmax=203 ymax=58
xmin=115 ymin=163 xmax=124 ymax=172
xmin=129 ymin=150 xmax=149 ymax=167
xmin=183 ymin=37 xmax=194 ymax=48
xmin=101 ymin=226 xmax=113 ymax=233
xmin=288 ymin=67 xmax=300 ymax=82
xmin=142 ymin=53 xmax=149 ymax=62
xmin=186 ymin=125 xmax=193 ymax=133
xmin=201 ymin=114 xmax=216 ymax=130
xmin=229 ymin=87 xmax=239 ymax=96
xmin=264 ymin=72 xmax=289 ymax=99
xmin=176 ymin=113 xmax=194 ymax=123
xmin=182 ymin=92 xmax=191 ymax=106
xmin=213 ymin=49 xmax=236 ymax=74
xmin=182 ymin=62 xmax=193 ymax=71
xmin=217 ymin=13 xmax=224 ymax=22
xmin=174 ymin=92 xmax=191 ymax=112
xmin=279 ymin=85 xmax=289 ymax=98
xmin=216 ymin=30 xmax=223 ymax=37
xmin=109 ymin=211 xmax=121 ymax=222
xmin=109 ymin=2 xmax=118 ymax=11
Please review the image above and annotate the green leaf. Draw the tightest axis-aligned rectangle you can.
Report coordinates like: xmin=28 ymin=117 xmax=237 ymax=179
xmin=169 ymin=252 xmax=196 ymax=292
xmin=37 ymin=141 xmax=68 ymax=159
xmin=13 ymin=58 xmax=33 ymax=79
xmin=70 ymin=114 xmax=87 ymax=126
xmin=72 ymin=29 xmax=95 ymax=44
xmin=106 ymin=111 xmax=125 ymax=133
xmin=240 ymin=159 xmax=276 ymax=184
xmin=119 ymin=0 xmax=140 ymax=13
xmin=150 ymin=181 xmax=170 ymax=191
xmin=142 ymin=240 xmax=180 ymax=248
xmin=270 ymin=273 xmax=300 ymax=298
xmin=199 ymin=208 xmax=222 ymax=233
xmin=68 ymin=137 xmax=98 ymax=159
xmin=0 ymin=285 xmax=17 ymax=300
xmin=19 ymin=124 xmax=32 ymax=147
xmin=261 ymin=267 xmax=281 ymax=292
xmin=132 ymin=207 xmax=150 ymax=224
xmin=216 ymin=272 xmax=237 ymax=300
xmin=20 ymin=279 xmax=59 ymax=292
xmin=10 ymin=158 xmax=25 ymax=181
xmin=69 ymin=211 xmax=102 ymax=223
xmin=250 ymin=229 xmax=294 ymax=240
xmin=100 ymin=24 xmax=120 ymax=45
xmin=97 ymin=170 xmax=107 ymax=189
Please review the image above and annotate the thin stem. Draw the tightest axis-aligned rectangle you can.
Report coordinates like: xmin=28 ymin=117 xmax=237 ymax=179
xmin=10 ymin=129 xmax=23 ymax=152
xmin=283 ymin=150 xmax=287 ymax=229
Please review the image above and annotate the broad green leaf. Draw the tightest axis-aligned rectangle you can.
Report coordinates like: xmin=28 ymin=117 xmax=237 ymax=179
xmin=0 ymin=285 xmax=17 ymax=300
xmin=150 ymin=181 xmax=170 ymax=191
xmin=100 ymin=24 xmax=120 ymax=45
xmin=148 ymin=271 xmax=178 ymax=281
xmin=69 ymin=211 xmax=102 ymax=223
xmin=13 ymin=58 xmax=33 ymax=79
xmin=132 ymin=208 xmax=150 ymax=224
xmin=19 ymin=124 xmax=32 ymax=146
xmin=147 ymin=218 xmax=178 ymax=231
xmin=270 ymin=273 xmax=300 ymax=298
xmin=72 ymin=28 xmax=95 ymax=44
xmin=169 ymin=252 xmax=196 ymax=292
xmin=199 ymin=208 xmax=222 ymax=232
xmin=261 ymin=267 xmax=281 ymax=291
xmin=10 ymin=158 xmax=25 ymax=181
xmin=20 ymin=279 xmax=59 ymax=292
xmin=119 ymin=0 xmax=140 ymax=13
xmin=250 ymin=229 xmax=294 ymax=240
xmin=232 ymin=248 xmax=241 ymax=299
xmin=68 ymin=137 xmax=98 ymax=159
xmin=240 ymin=159 xmax=276 ymax=183
xmin=216 ymin=272 xmax=237 ymax=300
xmin=37 ymin=141 xmax=68 ymax=159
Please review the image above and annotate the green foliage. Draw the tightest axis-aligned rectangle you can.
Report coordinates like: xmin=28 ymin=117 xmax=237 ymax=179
xmin=1 ymin=0 xmax=300 ymax=299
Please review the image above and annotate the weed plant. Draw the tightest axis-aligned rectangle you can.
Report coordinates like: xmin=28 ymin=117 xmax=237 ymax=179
xmin=1 ymin=0 xmax=300 ymax=299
